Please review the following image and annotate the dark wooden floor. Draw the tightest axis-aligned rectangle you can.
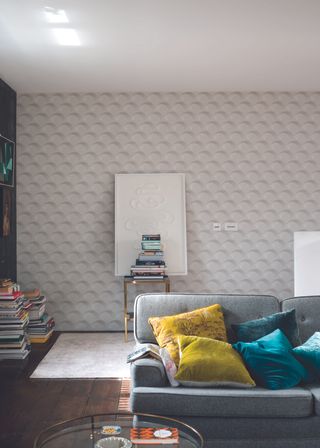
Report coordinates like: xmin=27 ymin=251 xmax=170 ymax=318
xmin=0 ymin=332 xmax=123 ymax=448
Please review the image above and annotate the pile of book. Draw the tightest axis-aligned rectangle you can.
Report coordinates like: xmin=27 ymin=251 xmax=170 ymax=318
xmin=25 ymin=288 xmax=55 ymax=343
xmin=130 ymin=234 xmax=167 ymax=279
xmin=130 ymin=427 xmax=179 ymax=444
xmin=0 ymin=279 xmax=31 ymax=360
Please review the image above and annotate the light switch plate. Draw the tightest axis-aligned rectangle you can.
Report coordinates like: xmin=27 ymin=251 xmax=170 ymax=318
xmin=224 ymin=222 xmax=238 ymax=231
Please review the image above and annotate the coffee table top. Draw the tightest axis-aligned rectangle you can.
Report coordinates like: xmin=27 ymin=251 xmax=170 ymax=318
xmin=33 ymin=412 xmax=204 ymax=448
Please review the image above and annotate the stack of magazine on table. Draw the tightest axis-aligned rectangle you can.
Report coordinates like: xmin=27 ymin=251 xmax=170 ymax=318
xmin=130 ymin=427 xmax=179 ymax=444
xmin=0 ymin=279 xmax=31 ymax=360
xmin=130 ymin=234 xmax=167 ymax=279
xmin=25 ymin=289 xmax=55 ymax=343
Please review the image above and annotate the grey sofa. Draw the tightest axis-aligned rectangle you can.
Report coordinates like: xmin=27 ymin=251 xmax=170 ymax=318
xmin=130 ymin=293 xmax=320 ymax=448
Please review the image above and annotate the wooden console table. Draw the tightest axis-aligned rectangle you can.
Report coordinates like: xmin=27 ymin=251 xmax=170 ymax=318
xmin=123 ymin=276 xmax=170 ymax=341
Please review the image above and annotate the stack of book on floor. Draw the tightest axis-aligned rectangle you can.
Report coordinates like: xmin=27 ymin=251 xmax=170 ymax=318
xmin=25 ymin=289 xmax=55 ymax=343
xmin=0 ymin=279 xmax=31 ymax=360
xmin=130 ymin=234 xmax=167 ymax=279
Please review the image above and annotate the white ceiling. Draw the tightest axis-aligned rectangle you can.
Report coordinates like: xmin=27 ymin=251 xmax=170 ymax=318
xmin=1 ymin=0 xmax=320 ymax=93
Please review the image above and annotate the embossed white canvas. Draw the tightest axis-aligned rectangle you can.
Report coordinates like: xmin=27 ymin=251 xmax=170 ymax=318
xmin=115 ymin=173 xmax=187 ymax=276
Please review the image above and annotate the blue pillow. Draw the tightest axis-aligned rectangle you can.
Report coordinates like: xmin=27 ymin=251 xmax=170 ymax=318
xmin=232 ymin=309 xmax=300 ymax=347
xmin=293 ymin=332 xmax=320 ymax=383
xmin=233 ymin=329 xmax=308 ymax=390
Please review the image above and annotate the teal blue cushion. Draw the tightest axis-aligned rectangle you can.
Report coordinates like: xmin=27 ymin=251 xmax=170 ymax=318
xmin=293 ymin=332 xmax=320 ymax=383
xmin=233 ymin=329 xmax=308 ymax=390
xmin=232 ymin=309 xmax=300 ymax=347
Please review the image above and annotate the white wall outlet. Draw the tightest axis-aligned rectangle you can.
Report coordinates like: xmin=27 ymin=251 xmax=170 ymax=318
xmin=224 ymin=222 xmax=238 ymax=231
xmin=212 ymin=222 xmax=221 ymax=231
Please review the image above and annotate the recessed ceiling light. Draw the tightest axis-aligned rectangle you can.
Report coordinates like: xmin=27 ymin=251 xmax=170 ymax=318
xmin=53 ymin=28 xmax=81 ymax=46
xmin=44 ymin=7 xmax=69 ymax=24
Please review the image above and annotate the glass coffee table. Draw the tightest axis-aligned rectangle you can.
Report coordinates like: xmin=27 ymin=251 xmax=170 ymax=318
xmin=33 ymin=412 xmax=204 ymax=448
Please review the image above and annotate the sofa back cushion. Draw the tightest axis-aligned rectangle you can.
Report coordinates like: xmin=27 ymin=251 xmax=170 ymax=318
xmin=232 ymin=309 xmax=300 ymax=346
xmin=282 ymin=296 xmax=320 ymax=343
xmin=134 ymin=293 xmax=280 ymax=344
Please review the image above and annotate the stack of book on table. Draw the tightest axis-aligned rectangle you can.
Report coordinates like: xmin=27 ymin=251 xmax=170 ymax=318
xmin=130 ymin=234 xmax=167 ymax=279
xmin=24 ymin=288 xmax=55 ymax=343
xmin=0 ymin=279 xmax=31 ymax=360
xmin=130 ymin=427 xmax=179 ymax=444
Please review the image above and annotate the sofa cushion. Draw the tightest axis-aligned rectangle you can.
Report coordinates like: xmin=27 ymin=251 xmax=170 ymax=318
xmin=148 ymin=303 xmax=227 ymax=365
xmin=135 ymin=293 xmax=280 ymax=344
xmin=175 ymin=335 xmax=255 ymax=387
xmin=305 ymin=384 xmax=320 ymax=416
xmin=232 ymin=309 xmax=300 ymax=346
xmin=233 ymin=329 xmax=308 ymax=389
xmin=159 ymin=348 xmax=179 ymax=387
xmin=131 ymin=386 xmax=313 ymax=418
xmin=293 ymin=332 xmax=320 ymax=382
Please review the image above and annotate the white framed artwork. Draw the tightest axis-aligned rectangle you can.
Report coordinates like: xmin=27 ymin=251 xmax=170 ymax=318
xmin=115 ymin=173 xmax=187 ymax=276
xmin=294 ymin=231 xmax=320 ymax=296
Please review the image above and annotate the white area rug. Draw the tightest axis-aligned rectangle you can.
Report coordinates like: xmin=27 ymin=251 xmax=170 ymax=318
xmin=30 ymin=332 xmax=136 ymax=379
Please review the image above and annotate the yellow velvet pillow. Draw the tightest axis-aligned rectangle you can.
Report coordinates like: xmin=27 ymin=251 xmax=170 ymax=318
xmin=148 ymin=304 xmax=227 ymax=366
xmin=175 ymin=335 xmax=255 ymax=387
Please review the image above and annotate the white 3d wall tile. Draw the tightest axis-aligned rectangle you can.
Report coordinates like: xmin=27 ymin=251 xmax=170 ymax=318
xmin=17 ymin=92 xmax=320 ymax=330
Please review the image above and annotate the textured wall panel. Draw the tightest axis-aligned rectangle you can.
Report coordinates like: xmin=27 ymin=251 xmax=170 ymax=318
xmin=17 ymin=92 xmax=320 ymax=330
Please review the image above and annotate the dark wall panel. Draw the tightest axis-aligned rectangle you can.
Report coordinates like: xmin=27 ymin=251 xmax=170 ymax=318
xmin=0 ymin=79 xmax=17 ymax=280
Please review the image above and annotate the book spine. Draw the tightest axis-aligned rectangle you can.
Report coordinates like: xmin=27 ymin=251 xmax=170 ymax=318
xmin=136 ymin=260 xmax=165 ymax=266
xmin=133 ymin=275 xmax=165 ymax=280
xmin=131 ymin=268 xmax=166 ymax=272
xmin=142 ymin=234 xmax=161 ymax=241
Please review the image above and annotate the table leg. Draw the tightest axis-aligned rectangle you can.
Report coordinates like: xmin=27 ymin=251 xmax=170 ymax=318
xmin=124 ymin=281 xmax=128 ymax=342
xmin=124 ymin=315 xmax=128 ymax=342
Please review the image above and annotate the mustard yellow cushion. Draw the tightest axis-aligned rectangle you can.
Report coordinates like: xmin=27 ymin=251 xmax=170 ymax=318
xmin=148 ymin=304 xmax=227 ymax=366
xmin=175 ymin=335 xmax=255 ymax=388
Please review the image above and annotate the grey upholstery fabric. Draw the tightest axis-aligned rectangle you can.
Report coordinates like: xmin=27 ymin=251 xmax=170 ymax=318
xmin=180 ymin=414 xmax=320 ymax=439
xmin=130 ymin=386 xmax=313 ymax=418
xmin=198 ymin=439 xmax=320 ymax=448
xmin=306 ymin=384 xmax=320 ymax=415
xmin=134 ymin=414 xmax=320 ymax=447
xmin=130 ymin=358 xmax=168 ymax=388
xmin=134 ymin=293 xmax=279 ymax=343
xmin=281 ymin=296 xmax=320 ymax=343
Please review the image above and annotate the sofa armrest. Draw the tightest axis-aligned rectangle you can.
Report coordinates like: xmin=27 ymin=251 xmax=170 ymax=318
xmin=130 ymin=358 xmax=168 ymax=388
